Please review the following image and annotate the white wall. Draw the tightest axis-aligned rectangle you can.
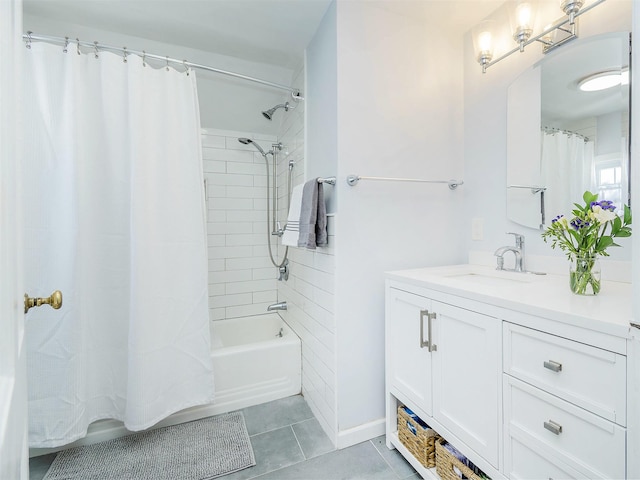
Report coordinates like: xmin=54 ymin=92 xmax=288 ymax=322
xmin=306 ymin=1 xmax=338 ymax=215
xmin=22 ymin=13 xmax=293 ymax=134
xmin=462 ymin=1 xmax=633 ymax=265
xmin=333 ymin=1 xmax=466 ymax=442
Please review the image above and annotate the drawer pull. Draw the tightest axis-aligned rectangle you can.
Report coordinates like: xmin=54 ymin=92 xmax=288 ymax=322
xmin=543 ymin=360 xmax=562 ymax=372
xmin=544 ymin=420 xmax=563 ymax=435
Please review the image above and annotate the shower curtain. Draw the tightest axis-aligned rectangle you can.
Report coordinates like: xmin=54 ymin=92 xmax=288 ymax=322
xmin=23 ymin=42 xmax=214 ymax=448
xmin=541 ymin=130 xmax=595 ymax=219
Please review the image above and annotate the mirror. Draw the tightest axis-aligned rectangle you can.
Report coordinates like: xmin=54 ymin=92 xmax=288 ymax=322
xmin=506 ymin=31 xmax=630 ymax=230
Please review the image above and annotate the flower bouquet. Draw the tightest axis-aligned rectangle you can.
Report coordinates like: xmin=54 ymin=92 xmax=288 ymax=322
xmin=541 ymin=191 xmax=632 ymax=295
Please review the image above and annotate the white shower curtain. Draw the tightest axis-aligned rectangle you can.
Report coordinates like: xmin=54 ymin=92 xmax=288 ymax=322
xmin=23 ymin=43 xmax=214 ymax=448
xmin=541 ymin=131 xmax=595 ymax=219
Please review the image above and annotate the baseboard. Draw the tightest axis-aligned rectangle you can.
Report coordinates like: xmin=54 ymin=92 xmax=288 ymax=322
xmin=336 ymin=417 xmax=386 ymax=449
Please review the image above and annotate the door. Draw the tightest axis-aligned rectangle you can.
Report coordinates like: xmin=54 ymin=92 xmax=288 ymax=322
xmin=385 ymin=288 xmax=433 ymax=417
xmin=0 ymin=0 xmax=28 ymax=478
xmin=432 ymin=301 xmax=501 ymax=468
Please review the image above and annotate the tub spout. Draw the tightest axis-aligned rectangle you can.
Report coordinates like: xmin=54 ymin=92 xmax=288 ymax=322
xmin=267 ymin=301 xmax=287 ymax=311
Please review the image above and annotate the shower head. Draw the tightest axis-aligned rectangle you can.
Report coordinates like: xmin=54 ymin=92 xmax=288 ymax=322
xmin=238 ymin=137 xmax=267 ymax=156
xmin=262 ymin=102 xmax=291 ymax=121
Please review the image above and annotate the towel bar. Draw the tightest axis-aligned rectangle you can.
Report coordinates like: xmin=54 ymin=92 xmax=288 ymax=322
xmin=346 ymin=175 xmax=463 ymax=190
xmin=317 ymin=177 xmax=336 ymax=185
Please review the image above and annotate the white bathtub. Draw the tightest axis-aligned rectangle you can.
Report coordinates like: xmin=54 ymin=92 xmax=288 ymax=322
xmin=31 ymin=313 xmax=301 ymax=456
xmin=209 ymin=313 xmax=302 ymax=413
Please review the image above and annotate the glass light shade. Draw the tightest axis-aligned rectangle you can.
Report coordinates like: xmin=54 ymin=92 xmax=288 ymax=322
xmin=508 ymin=1 xmax=537 ymax=46
xmin=540 ymin=23 xmax=555 ymax=44
xmin=472 ymin=20 xmax=496 ymax=69
xmin=561 ymin=0 xmax=584 ymax=16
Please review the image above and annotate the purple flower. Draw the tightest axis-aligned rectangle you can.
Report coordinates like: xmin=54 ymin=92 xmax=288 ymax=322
xmin=570 ymin=217 xmax=590 ymax=230
xmin=591 ymin=200 xmax=616 ymax=212
xmin=551 ymin=214 xmax=564 ymax=223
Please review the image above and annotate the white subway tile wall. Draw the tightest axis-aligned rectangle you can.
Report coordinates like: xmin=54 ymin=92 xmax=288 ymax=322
xmin=202 ymin=128 xmax=279 ymax=321
xmin=275 ymin=66 xmax=338 ymax=445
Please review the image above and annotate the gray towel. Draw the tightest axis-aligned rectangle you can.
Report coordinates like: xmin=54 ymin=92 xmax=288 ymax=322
xmin=297 ymin=179 xmax=327 ymax=249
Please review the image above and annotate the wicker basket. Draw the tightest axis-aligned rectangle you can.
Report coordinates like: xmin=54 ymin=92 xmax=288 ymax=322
xmin=397 ymin=405 xmax=438 ymax=468
xmin=435 ymin=437 xmax=488 ymax=480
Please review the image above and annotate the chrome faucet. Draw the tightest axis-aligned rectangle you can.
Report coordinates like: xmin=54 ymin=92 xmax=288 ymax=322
xmin=267 ymin=301 xmax=287 ymax=311
xmin=494 ymin=232 xmax=525 ymax=272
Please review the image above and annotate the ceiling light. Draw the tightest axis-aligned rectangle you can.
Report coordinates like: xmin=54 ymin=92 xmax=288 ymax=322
xmin=578 ymin=70 xmax=627 ymax=92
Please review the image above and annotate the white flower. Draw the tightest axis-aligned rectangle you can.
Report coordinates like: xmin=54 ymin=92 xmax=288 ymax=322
xmin=590 ymin=205 xmax=617 ymax=223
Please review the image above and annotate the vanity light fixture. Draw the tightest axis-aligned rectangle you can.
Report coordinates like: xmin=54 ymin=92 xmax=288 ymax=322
xmin=474 ymin=0 xmax=606 ymax=73
xmin=578 ymin=68 xmax=629 ymax=92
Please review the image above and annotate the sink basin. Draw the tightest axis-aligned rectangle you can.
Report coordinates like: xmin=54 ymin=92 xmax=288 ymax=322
xmin=444 ymin=271 xmax=533 ymax=287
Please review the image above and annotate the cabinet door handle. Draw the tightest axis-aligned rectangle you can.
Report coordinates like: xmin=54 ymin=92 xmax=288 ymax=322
xmin=543 ymin=360 xmax=563 ymax=372
xmin=427 ymin=311 xmax=437 ymax=352
xmin=419 ymin=310 xmax=429 ymax=349
xmin=544 ymin=420 xmax=563 ymax=435
xmin=419 ymin=310 xmax=437 ymax=351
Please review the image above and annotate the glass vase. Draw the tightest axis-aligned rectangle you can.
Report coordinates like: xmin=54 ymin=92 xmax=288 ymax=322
xmin=569 ymin=255 xmax=601 ymax=295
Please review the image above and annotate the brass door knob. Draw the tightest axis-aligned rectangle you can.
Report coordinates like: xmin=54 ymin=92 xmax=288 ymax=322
xmin=24 ymin=290 xmax=63 ymax=314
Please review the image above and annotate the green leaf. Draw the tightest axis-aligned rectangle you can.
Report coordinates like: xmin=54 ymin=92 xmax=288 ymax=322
xmin=595 ymin=236 xmax=614 ymax=252
xmin=583 ymin=191 xmax=598 ymax=205
xmin=624 ymin=204 xmax=632 ymax=225
xmin=615 ymin=229 xmax=632 ymax=238
xmin=612 ymin=216 xmax=622 ymax=234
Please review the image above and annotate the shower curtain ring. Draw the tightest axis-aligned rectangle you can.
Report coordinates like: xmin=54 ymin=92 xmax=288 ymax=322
xmin=183 ymin=60 xmax=189 ymax=76
xmin=123 ymin=47 xmax=128 ymax=63
xmin=142 ymin=51 xmax=146 ymax=67
xmin=25 ymin=31 xmax=32 ymax=49
xmin=166 ymin=56 xmax=170 ymax=71
xmin=76 ymin=38 xmax=81 ymax=55
xmin=93 ymin=41 xmax=99 ymax=59
xmin=63 ymin=36 xmax=69 ymax=53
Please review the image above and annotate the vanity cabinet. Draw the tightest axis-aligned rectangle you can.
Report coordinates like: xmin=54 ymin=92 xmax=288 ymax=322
xmin=385 ymin=266 xmax=633 ymax=480
xmin=385 ymin=283 xmax=501 ymax=476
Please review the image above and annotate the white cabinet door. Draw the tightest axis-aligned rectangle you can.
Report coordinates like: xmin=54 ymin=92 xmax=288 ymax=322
xmin=386 ymin=288 xmax=433 ymax=416
xmin=432 ymin=301 xmax=501 ymax=468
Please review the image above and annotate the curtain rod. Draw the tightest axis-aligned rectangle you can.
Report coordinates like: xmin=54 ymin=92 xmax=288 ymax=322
xmin=22 ymin=32 xmax=304 ymax=99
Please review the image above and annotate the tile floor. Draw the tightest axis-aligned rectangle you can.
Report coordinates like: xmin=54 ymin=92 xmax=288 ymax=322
xmin=29 ymin=395 xmax=418 ymax=480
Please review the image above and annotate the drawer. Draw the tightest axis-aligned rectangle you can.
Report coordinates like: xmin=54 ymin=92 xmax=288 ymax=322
xmin=506 ymin=433 xmax=586 ymax=479
xmin=503 ymin=322 xmax=626 ymax=425
xmin=504 ymin=376 xmax=626 ymax=480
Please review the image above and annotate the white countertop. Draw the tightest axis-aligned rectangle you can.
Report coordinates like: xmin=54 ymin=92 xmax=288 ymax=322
xmin=386 ymin=264 xmax=633 ymax=339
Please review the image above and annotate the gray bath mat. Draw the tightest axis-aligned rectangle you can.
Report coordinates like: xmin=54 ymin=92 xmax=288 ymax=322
xmin=43 ymin=411 xmax=256 ymax=480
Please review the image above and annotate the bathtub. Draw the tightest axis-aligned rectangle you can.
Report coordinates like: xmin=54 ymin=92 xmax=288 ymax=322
xmin=169 ymin=313 xmax=302 ymax=422
xmin=30 ymin=313 xmax=301 ymax=455
xmin=208 ymin=313 xmax=302 ymax=414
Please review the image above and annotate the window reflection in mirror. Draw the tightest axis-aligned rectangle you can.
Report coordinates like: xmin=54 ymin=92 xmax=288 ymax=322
xmin=506 ymin=31 xmax=630 ymax=230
